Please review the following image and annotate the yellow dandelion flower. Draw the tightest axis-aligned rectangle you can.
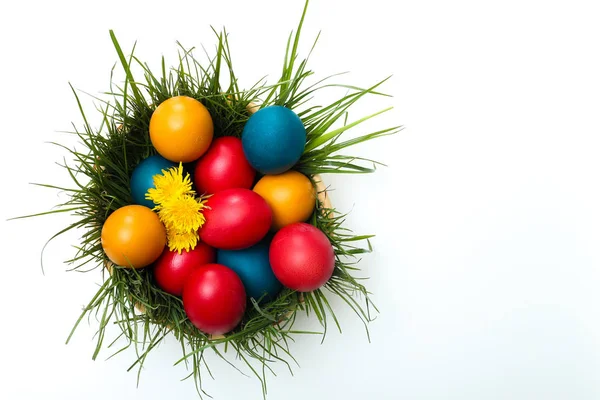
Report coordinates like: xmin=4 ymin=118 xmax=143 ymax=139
xmin=144 ymin=162 xmax=208 ymax=252
xmin=146 ymin=163 xmax=194 ymax=208
xmin=166 ymin=227 xmax=200 ymax=254
xmin=158 ymin=195 xmax=206 ymax=233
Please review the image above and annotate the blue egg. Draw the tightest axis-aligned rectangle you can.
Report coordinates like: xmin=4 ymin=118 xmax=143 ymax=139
xmin=242 ymin=106 xmax=306 ymax=174
xmin=217 ymin=239 xmax=282 ymax=302
xmin=130 ymin=155 xmax=176 ymax=208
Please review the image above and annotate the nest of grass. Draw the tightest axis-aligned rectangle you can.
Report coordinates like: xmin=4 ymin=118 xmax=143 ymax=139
xmin=28 ymin=1 xmax=400 ymax=397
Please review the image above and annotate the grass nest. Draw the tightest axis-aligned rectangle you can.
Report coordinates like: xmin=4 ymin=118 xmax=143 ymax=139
xmin=28 ymin=1 xmax=400 ymax=397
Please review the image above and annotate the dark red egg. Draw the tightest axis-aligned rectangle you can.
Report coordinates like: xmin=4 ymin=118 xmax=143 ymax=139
xmin=199 ymin=188 xmax=272 ymax=250
xmin=183 ymin=263 xmax=246 ymax=335
xmin=194 ymin=137 xmax=256 ymax=194
xmin=269 ymin=222 xmax=335 ymax=292
xmin=153 ymin=242 xmax=216 ymax=296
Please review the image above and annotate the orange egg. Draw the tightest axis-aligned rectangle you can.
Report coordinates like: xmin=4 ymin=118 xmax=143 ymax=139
xmin=253 ymin=171 xmax=316 ymax=230
xmin=101 ymin=205 xmax=166 ymax=268
xmin=149 ymin=96 xmax=214 ymax=162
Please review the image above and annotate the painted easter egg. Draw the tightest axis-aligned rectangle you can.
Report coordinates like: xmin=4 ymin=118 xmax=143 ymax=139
xmin=253 ymin=170 xmax=315 ymax=230
xmin=101 ymin=205 xmax=166 ymax=269
xmin=153 ymin=241 xmax=216 ymax=296
xmin=241 ymin=106 xmax=306 ymax=174
xmin=149 ymin=96 xmax=214 ymax=162
xmin=194 ymin=137 xmax=256 ymax=194
xmin=199 ymin=188 xmax=272 ymax=250
xmin=130 ymin=155 xmax=176 ymax=209
xmin=183 ymin=264 xmax=246 ymax=335
xmin=217 ymin=238 xmax=282 ymax=301
xmin=269 ymin=222 xmax=334 ymax=291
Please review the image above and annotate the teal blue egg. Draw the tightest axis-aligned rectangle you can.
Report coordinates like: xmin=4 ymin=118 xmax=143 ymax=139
xmin=242 ymin=106 xmax=306 ymax=174
xmin=130 ymin=155 xmax=176 ymax=208
xmin=217 ymin=238 xmax=282 ymax=302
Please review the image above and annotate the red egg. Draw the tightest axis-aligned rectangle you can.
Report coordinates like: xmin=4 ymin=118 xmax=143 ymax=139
xmin=194 ymin=137 xmax=256 ymax=194
xmin=183 ymin=264 xmax=246 ymax=335
xmin=153 ymin=242 xmax=216 ymax=296
xmin=199 ymin=188 xmax=272 ymax=250
xmin=269 ymin=222 xmax=335 ymax=292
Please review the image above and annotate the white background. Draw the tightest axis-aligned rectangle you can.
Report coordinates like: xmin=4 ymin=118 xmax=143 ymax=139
xmin=1 ymin=0 xmax=600 ymax=399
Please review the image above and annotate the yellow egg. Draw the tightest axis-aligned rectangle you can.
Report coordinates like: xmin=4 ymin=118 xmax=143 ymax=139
xmin=101 ymin=205 xmax=166 ymax=268
xmin=253 ymin=171 xmax=316 ymax=231
xmin=149 ymin=96 xmax=214 ymax=163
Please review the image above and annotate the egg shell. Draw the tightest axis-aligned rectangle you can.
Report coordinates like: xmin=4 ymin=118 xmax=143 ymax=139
xmin=217 ymin=238 xmax=282 ymax=301
xmin=153 ymin=242 xmax=216 ymax=296
xmin=242 ymin=106 xmax=306 ymax=174
xmin=269 ymin=222 xmax=335 ymax=291
xmin=199 ymin=188 xmax=272 ymax=250
xmin=183 ymin=264 xmax=246 ymax=335
xmin=194 ymin=137 xmax=256 ymax=195
xmin=130 ymin=155 xmax=177 ymax=209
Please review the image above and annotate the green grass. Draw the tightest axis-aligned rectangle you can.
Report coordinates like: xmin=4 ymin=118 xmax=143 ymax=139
xmin=21 ymin=0 xmax=400 ymax=397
